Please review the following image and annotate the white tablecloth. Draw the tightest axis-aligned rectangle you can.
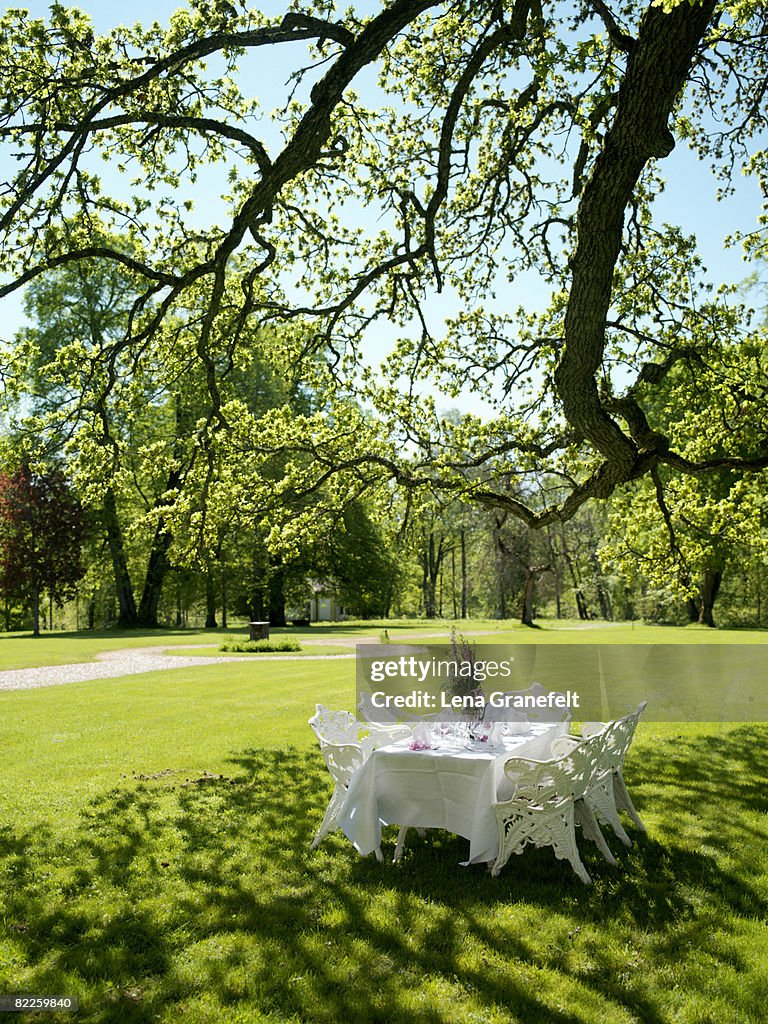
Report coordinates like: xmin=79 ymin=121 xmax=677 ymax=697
xmin=336 ymin=722 xmax=564 ymax=864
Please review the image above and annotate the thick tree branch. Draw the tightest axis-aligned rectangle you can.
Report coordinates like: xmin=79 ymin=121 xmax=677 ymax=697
xmin=587 ymin=0 xmax=636 ymax=53
xmin=0 ymin=247 xmax=181 ymax=298
xmin=554 ymin=0 xmax=718 ymax=492
xmin=5 ymin=114 xmax=273 ymax=176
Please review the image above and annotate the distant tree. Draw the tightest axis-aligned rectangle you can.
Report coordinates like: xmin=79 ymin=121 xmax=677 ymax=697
xmin=0 ymin=465 xmax=89 ymax=635
xmin=326 ymin=501 xmax=400 ymax=618
xmin=601 ymin=329 xmax=768 ymax=627
xmin=10 ymin=244 xmax=300 ymax=628
xmin=13 ymin=251 xmax=141 ymax=626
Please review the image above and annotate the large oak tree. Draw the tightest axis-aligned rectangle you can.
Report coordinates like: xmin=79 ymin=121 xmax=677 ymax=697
xmin=1 ymin=0 xmax=767 ymax=554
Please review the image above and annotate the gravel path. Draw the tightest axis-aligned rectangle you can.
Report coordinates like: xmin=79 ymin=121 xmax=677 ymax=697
xmin=0 ymin=630 xmax=500 ymax=693
xmin=0 ymin=646 xmax=355 ymax=693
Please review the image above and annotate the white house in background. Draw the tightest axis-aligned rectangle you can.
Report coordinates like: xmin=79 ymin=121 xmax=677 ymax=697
xmin=289 ymin=579 xmax=348 ymax=623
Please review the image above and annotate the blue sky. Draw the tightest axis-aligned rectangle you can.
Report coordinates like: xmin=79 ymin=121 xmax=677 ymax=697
xmin=3 ymin=0 xmax=765 ymax=414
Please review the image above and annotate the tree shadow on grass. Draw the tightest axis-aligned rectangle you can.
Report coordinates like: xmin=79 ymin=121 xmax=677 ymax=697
xmin=1 ymin=727 xmax=767 ymax=1023
xmin=629 ymin=724 xmax=768 ymax=819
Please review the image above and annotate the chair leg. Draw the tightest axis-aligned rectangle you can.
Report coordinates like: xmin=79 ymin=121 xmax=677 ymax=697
xmin=588 ymin=777 xmax=632 ymax=848
xmin=491 ymin=814 xmax=521 ymax=876
xmin=549 ymin=806 xmax=592 ymax=884
xmin=613 ymin=771 xmax=646 ymax=832
xmin=490 ymin=852 xmax=510 ymax=878
xmin=393 ymin=827 xmax=428 ymax=861
xmin=394 ymin=825 xmax=409 ymax=862
xmin=575 ymin=799 xmax=617 ymax=866
xmin=490 ymin=827 xmax=514 ymax=876
xmin=310 ymin=805 xmax=336 ymax=848
xmin=568 ymin=853 xmax=592 ymax=885
xmin=310 ymin=785 xmax=345 ymax=849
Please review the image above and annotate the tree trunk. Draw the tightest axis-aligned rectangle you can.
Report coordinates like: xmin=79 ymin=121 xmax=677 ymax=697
xmin=623 ymin=586 xmax=636 ymax=622
xmin=451 ymin=547 xmax=457 ymax=620
xmin=32 ymin=588 xmax=40 ymax=636
xmin=460 ymin=527 xmax=467 ymax=619
xmin=756 ymin=562 xmax=762 ymax=627
xmin=686 ymin=596 xmax=699 ymax=623
xmin=554 ymin=2 xmax=717 ymax=499
xmin=545 ymin=526 xmax=563 ymax=618
xmin=698 ymin=569 xmax=722 ymax=628
xmin=175 ymin=578 xmax=183 ymax=628
xmin=491 ymin=515 xmax=518 ymax=620
xmin=137 ymin=466 xmax=183 ymax=627
xmin=249 ymin=583 xmax=265 ymax=622
xmin=268 ymin=563 xmax=287 ymax=626
xmin=422 ymin=567 xmax=436 ymax=618
xmin=103 ymin=488 xmax=139 ymax=627
xmin=520 ymin=571 xmax=536 ymax=627
xmin=559 ymin=524 xmax=590 ymax=620
xmin=520 ymin=565 xmax=550 ymax=627
xmin=137 ymin=518 xmax=173 ymax=627
xmin=590 ymin=551 xmax=612 ymax=621
xmin=420 ymin=531 xmax=444 ymax=619
xmin=205 ymin=562 xmax=217 ymax=628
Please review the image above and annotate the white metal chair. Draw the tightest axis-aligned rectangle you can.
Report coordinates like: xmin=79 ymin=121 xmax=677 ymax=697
xmin=309 ymin=703 xmax=372 ymax=753
xmin=492 ymin=754 xmax=592 ymax=884
xmin=308 ymin=704 xmax=382 ymax=859
xmin=581 ymin=700 xmax=648 ymax=845
xmin=549 ymin=731 xmax=617 ymax=865
xmin=310 ymin=738 xmax=380 ymax=857
xmin=356 ymin=697 xmax=429 ymax=863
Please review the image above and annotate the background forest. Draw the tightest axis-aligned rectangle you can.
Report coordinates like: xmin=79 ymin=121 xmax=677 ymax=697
xmin=2 ymin=259 xmax=766 ymax=634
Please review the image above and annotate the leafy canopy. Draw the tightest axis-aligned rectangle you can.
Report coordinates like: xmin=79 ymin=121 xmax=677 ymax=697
xmin=1 ymin=0 xmax=767 ymax=549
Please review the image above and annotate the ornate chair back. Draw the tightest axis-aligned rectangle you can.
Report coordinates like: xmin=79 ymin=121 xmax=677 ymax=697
xmin=308 ymin=704 xmax=360 ymax=745
xmin=500 ymin=754 xmax=576 ymax=810
xmin=597 ymin=700 xmax=648 ymax=775
xmin=580 ymin=700 xmax=648 ymax=840
xmin=357 ymin=690 xmax=396 ymax=724
xmin=317 ymin=739 xmax=366 ymax=790
xmin=549 ymin=732 xmax=607 ymax=802
xmin=356 ymin=691 xmax=414 ymax=745
xmin=493 ymin=753 xmax=592 ymax=883
xmin=308 ymin=708 xmax=373 ymax=853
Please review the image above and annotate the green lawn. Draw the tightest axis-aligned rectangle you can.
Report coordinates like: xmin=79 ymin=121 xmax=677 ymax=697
xmin=3 ymin=618 xmax=768 ymax=673
xmin=1 ymin=623 xmax=767 ymax=1022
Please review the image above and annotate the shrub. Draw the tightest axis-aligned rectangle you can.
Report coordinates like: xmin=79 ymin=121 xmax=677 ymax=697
xmin=219 ymin=638 xmax=302 ymax=653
